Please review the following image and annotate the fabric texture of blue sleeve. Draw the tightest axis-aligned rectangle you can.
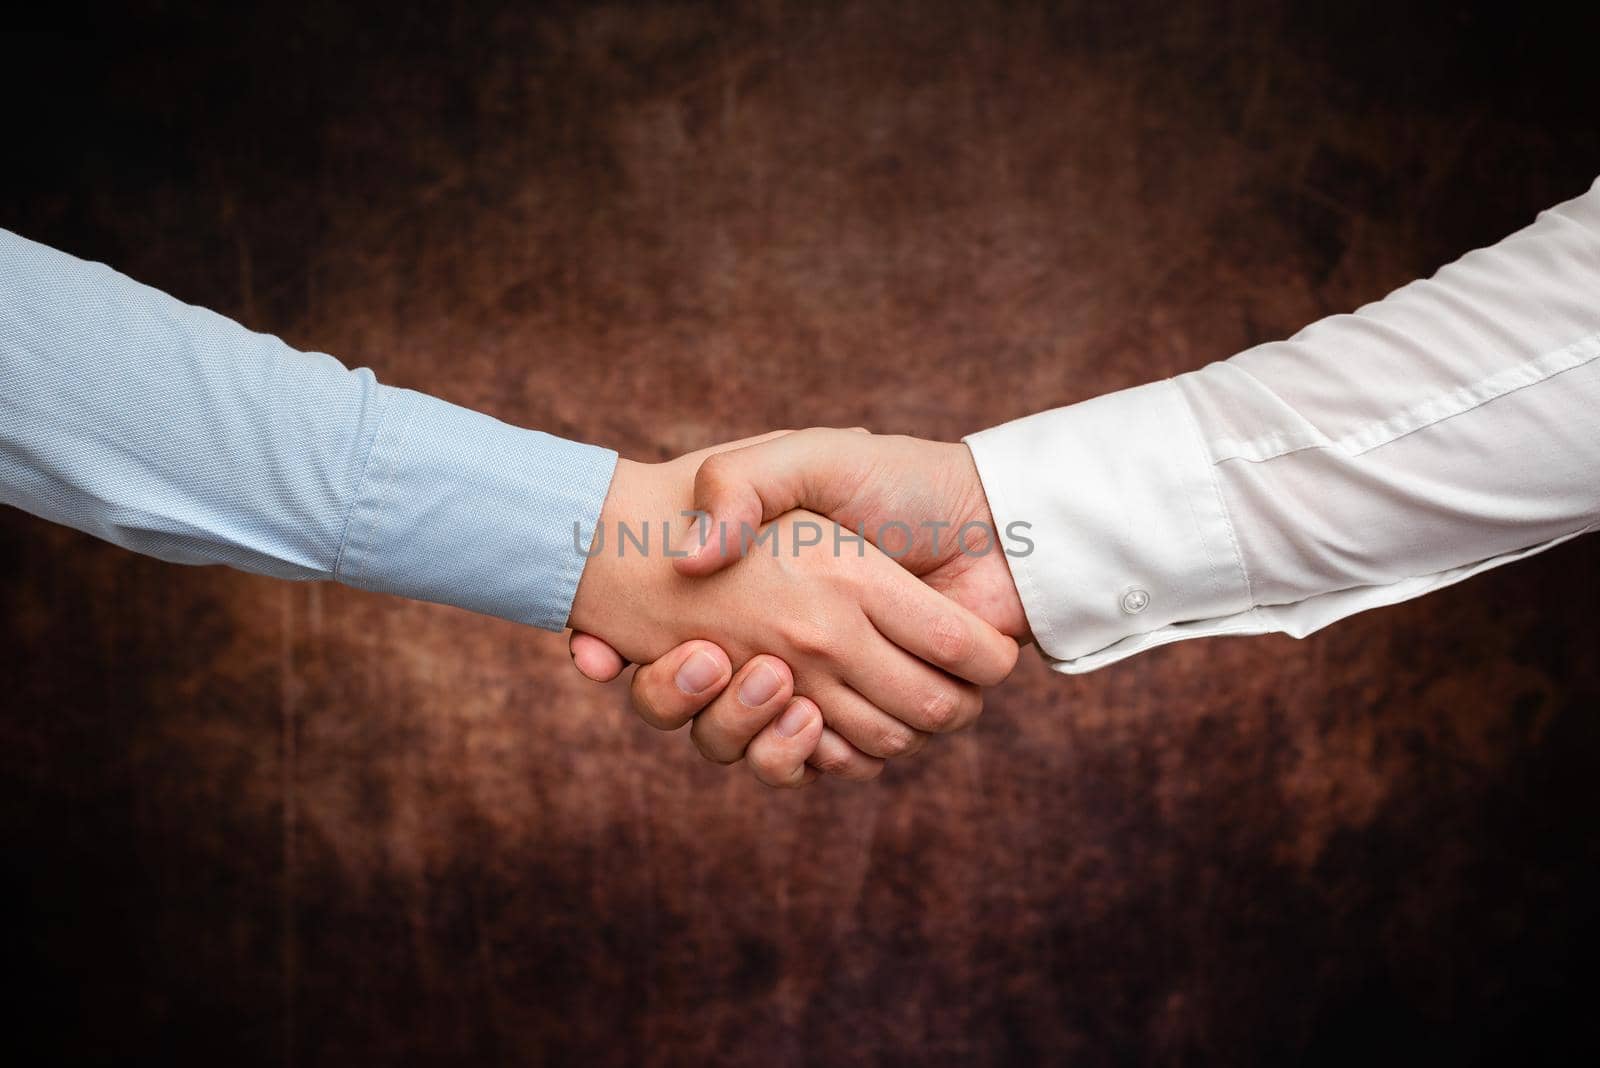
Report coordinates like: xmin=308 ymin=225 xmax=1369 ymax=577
xmin=0 ymin=226 xmax=616 ymax=630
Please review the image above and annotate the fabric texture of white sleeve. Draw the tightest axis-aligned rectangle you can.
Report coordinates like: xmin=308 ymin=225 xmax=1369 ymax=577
xmin=965 ymin=177 xmax=1600 ymax=673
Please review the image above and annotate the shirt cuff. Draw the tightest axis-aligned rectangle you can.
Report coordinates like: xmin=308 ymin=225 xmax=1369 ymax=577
xmin=333 ymin=386 xmax=617 ymax=630
xmin=963 ymin=376 xmax=1254 ymax=672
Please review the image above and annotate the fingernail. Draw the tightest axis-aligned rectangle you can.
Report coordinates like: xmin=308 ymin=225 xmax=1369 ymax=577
xmin=774 ymin=699 xmax=814 ymax=738
xmin=693 ymin=515 xmax=716 ymax=553
xmin=739 ymin=663 xmax=783 ymax=707
xmin=675 ymin=650 xmax=722 ymax=695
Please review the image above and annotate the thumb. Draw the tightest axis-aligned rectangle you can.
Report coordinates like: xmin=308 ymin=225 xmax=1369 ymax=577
xmin=674 ymin=427 xmax=870 ymax=577
xmin=569 ymin=631 xmax=628 ymax=682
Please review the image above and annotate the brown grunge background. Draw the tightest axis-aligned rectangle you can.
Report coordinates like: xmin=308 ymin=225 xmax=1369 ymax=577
xmin=3 ymin=2 xmax=1599 ymax=1064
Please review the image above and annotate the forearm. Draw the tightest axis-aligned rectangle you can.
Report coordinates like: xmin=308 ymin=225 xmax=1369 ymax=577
xmin=968 ymin=177 xmax=1600 ymax=671
xmin=0 ymin=227 xmax=615 ymax=629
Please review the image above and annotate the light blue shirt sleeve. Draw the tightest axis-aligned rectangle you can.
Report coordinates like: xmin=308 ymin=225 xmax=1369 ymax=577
xmin=0 ymin=227 xmax=617 ymax=630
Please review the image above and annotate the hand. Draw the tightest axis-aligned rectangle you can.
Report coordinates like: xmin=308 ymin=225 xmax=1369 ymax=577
xmin=567 ymin=441 xmax=1019 ymax=783
xmin=678 ymin=428 xmax=1029 ymax=640
xmin=570 ymin=637 xmax=839 ymax=787
xmin=570 ymin=428 xmax=1030 ymax=779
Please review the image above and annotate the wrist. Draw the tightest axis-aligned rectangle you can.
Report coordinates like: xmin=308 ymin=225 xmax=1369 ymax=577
xmin=568 ymin=458 xmax=692 ymax=651
xmin=569 ymin=458 xmax=646 ymax=635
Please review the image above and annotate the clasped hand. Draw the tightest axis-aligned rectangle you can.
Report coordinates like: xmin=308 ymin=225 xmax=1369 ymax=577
xmin=567 ymin=429 xmax=1030 ymax=787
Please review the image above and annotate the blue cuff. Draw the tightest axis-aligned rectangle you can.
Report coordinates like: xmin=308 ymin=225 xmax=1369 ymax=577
xmin=334 ymin=387 xmax=617 ymax=630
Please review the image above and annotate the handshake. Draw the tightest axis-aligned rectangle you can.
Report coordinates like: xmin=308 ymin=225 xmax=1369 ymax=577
xmin=565 ymin=428 xmax=1031 ymax=789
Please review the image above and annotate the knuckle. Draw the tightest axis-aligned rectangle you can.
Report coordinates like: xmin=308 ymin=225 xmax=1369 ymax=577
xmin=783 ymin=619 xmax=839 ymax=659
xmin=629 ymin=675 xmax=681 ymax=731
xmin=695 ymin=452 xmax=735 ymax=494
xmin=809 ymin=748 xmax=857 ymax=777
xmin=848 ymin=758 xmax=887 ymax=782
xmin=768 ymin=769 xmax=809 ymax=790
xmin=689 ymin=718 xmax=743 ymax=765
xmin=917 ymin=685 xmax=967 ymax=733
xmin=696 ymin=740 xmax=743 ymax=767
xmin=956 ymin=686 xmax=984 ymax=730
xmin=899 ymin=730 xmax=930 ymax=757
xmin=927 ymin=613 xmax=973 ymax=666
xmin=871 ymin=722 xmax=924 ymax=759
xmin=749 ymin=751 xmax=805 ymax=789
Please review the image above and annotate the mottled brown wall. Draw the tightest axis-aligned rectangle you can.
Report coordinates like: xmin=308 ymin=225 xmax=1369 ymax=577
xmin=3 ymin=2 xmax=1599 ymax=1064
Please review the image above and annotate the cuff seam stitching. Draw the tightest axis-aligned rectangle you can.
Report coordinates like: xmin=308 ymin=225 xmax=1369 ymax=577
xmin=1175 ymin=378 xmax=1256 ymax=609
xmin=968 ymin=439 xmax=1059 ymax=656
xmin=333 ymin=388 xmax=417 ymax=584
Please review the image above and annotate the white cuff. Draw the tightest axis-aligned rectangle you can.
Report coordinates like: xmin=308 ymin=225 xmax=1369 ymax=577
xmin=964 ymin=377 xmax=1254 ymax=671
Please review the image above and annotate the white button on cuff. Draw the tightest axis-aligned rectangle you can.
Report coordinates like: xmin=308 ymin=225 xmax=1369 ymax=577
xmin=1120 ymin=586 xmax=1150 ymax=615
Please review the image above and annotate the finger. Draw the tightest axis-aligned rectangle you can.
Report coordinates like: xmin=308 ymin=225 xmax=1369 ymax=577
xmin=628 ymin=640 xmax=733 ymax=731
xmin=689 ymin=655 xmax=796 ymax=763
xmin=842 ymin=637 xmax=985 ymax=735
xmin=569 ymin=631 xmax=628 ymax=682
xmin=742 ymin=697 xmax=825 ymax=788
xmin=859 ymin=558 xmax=1020 ymax=686
xmin=675 ymin=427 xmax=866 ymax=576
xmin=806 ymin=727 xmax=884 ymax=781
xmin=677 ymin=428 xmax=796 ymax=462
xmin=808 ymin=679 xmax=931 ymax=761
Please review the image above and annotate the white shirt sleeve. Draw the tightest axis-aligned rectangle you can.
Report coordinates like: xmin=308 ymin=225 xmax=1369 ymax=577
xmin=964 ymin=177 xmax=1600 ymax=673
